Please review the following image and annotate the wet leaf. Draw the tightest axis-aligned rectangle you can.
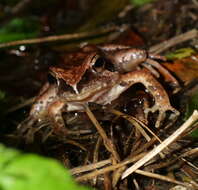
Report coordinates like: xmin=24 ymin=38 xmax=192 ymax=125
xmin=163 ymin=52 xmax=198 ymax=138
xmin=163 ymin=54 xmax=198 ymax=85
xmin=0 ymin=17 xmax=40 ymax=43
xmin=0 ymin=145 xmax=91 ymax=190
xmin=114 ymin=28 xmax=145 ymax=47
xmin=166 ymin=48 xmax=196 ymax=60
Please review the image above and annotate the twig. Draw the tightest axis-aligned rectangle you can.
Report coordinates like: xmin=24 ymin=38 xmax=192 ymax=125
xmin=92 ymin=136 xmax=102 ymax=185
xmin=6 ymin=97 xmax=35 ymax=113
xmin=65 ymin=139 xmax=87 ymax=152
xmin=135 ymin=169 xmax=191 ymax=188
xmin=74 ymin=154 xmax=191 ymax=188
xmin=149 ymin=29 xmax=198 ymax=54
xmin=181 ymin=157 xmax=198 ymax=172
xmin=0 ymin=25 xmax=120 ymax=48
xmin=70 ymin=159 xmax=112 ymax=175
xmin=133 ymin=178 xmax=140 ymax=190
xmin=122 ymin=110 xmax=198 ymax=179
xmin=143 ymin=148 xmax=198 ymax=171
xmin=75 ymin=153 xmax=146 ymax=181
xmin=84 ymin=105 xmax=120 ymax=162
xmin=180 ymin=147 xmax=198 ymax=158
xmin=110 ymin=109 xmax=162 ymax=143
xmin=110 ymin=109 xmax=150 ymax=141
xmin=131 ymin=137 xmax=157 ymax=156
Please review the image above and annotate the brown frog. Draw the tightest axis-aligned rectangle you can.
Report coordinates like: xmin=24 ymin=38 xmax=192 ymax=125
xmin=19 ymin=44 xmax=180 ymax=138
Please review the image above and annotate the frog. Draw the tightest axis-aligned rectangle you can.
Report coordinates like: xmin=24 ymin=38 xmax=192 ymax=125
xmin=18 ymin=44 xmax=180 ymax=139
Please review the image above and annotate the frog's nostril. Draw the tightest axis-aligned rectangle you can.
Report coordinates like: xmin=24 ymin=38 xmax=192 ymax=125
xmin=92 ymin=57 xmax=105 ymax=72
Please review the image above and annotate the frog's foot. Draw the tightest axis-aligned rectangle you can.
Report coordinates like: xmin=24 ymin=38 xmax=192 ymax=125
xmin=144 ymin=103 xmax=179 ymax=128
xmin=121 ymin=70 xmax=179 ymax=128
xmin=17 ymin=116 xmax=50 ymax=143
xmin=17 ymin=116 xmax=36 ymax=134
xmin=145 ymin=59 xmax=180 ymax=93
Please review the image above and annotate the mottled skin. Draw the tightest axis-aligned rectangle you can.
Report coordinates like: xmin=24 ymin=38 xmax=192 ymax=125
xmin=19 ymin=44 xmax=180 ymax=137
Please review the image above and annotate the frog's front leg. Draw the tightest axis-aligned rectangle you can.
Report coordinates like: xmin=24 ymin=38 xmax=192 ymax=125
xmin=19 ymin=83 xmax=77 ymax=140
xmin=17 ymin=83 xmax=58 ymax=141
xmin=47 ymin=100 xmax=93 ymax=137
xmin=121 ymin=70 xmax=179 ymax=127
xmin=47 ymin=99 xmax=67 ymax=136
xmin=144 ymin=58 xmax=180 ymax=92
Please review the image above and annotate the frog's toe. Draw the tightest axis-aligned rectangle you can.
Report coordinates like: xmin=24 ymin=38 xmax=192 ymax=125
xmin=144 ymin=104 xmax=159 ymax=119
xmin=155 ymin=110 xmax=167 ymax=128
xmin=144 ymin=104 xmax=179 ymax=128
xmin=17 ymin=116 xmax=47 ymax=143
xmin=17 ymin=116 xmax=36 ymax=135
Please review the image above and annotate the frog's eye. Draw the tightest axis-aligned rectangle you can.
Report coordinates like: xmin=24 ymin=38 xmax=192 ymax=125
xmin=92 ymin=57 xmax=115 ymax=72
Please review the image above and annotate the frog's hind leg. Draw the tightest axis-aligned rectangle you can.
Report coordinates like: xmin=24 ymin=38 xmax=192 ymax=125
xmin=47 ymin=100 xmax=68 ymax=136
xmin=121 ymin=70 xmax=179 ymax=128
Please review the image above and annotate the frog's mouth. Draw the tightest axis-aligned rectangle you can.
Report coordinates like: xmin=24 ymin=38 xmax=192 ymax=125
xmin=64 ymin=77 xmax=127 ymax=112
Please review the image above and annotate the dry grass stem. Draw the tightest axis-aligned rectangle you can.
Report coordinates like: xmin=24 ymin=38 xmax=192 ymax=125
xmin=135 ymin=169 xmax=191 ymax=188
xmin=0 ymin=25 xmax=120 ymax=48
xmin=110 ymin=109 xmax=162 ymax=143
xmin=6 ymin=97 xmax=35 ymax=113
xmin=122 ymin=110 xmax=198 ymax=179
xmin=65 ymin=139 xmax=87 ymax=152
xmin=180 ymin=148 xmax=198 ymax=158
xmin=70 ymin=159 xmax=112 ymax=175
xmin=149 ymin=29 xmax=198 ymax=54
xmin=75 ymin=153 xmax=146 ymax=182
xmin=181 ymin=157 xmax=198 ymax=171
xmin=85 ymin=105 xmax=120 ymax=162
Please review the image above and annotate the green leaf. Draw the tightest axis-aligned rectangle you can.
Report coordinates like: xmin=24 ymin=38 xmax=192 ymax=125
xmin=166 ymin=48 xmax=196 ymax=60
xmin=0 ymin=17 xmax=40 ymax=43
xmin=0 ymin=145 xmax=20 ymax=169
xmin=130 ymin=0 xmax=155 ymax=6
xmin=0 ymin=145 xmax=91 ymax=190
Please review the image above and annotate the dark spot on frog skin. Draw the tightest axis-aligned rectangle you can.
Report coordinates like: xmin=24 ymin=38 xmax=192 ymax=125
xmin=119 ymin=81 xmax=128 ymax=86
